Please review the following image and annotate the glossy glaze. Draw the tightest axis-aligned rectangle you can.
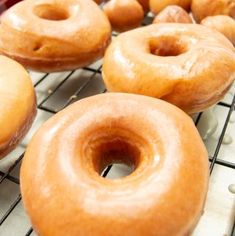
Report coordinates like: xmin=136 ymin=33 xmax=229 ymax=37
xmin=149 ymin=0 xmax=191 ymax=14
xmin=102 ymin=24 xmax=235 ymax=114
xmin=0 ymin=0 xmax=111 ymax=72
xmin=0 ymin=56 xmax=36 ymax=159
xmin=21 ymin=93 xmax=209 ymax=236
xmin=153 ymin=5 xmax=193 ymax=23
xmin=103 ymin=0 xmax=144 ymax=32
xmin=201 ymin=15 xmax=235 ymax=45
xmin=196 ymin=107 xmax=218 ymax=141
xmin=191 ymin=0 xmax=235 ymax=23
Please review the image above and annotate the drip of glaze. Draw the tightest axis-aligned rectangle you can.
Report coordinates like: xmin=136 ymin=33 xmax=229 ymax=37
xmin=197 ymin=106 xmax=218 ymax=140
xmin=229 ymin=112 xmax=235 ymax=123
xmin=222 ymin=134 xmax=233 ymax=145
xmin=228 ymin=184 xmax=235 ymax=194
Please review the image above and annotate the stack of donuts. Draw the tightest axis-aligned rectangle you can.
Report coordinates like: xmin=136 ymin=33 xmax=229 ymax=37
xmin=0 ymin=0 xmax=234 ymax=235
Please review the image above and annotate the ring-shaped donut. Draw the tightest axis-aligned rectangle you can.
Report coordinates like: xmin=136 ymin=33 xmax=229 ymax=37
xmin=0 ymin=0 xmax=111 ymax=72
xmin=21 ymin=93 xmax=209 ymax=236
xmin=102 ymin=24 xmax=235 ymax=114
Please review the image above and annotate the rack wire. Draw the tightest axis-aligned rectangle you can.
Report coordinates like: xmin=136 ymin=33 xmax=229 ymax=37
xmin=0 ymin=14 xmax=235 ymax=236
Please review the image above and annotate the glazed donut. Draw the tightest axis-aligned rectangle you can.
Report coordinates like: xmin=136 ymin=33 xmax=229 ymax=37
xmin=0 ymin=56 xmax=36 ymax=159
xmin=0 ymin=0 xmax=111 ymax=72
xmin=153 ymin=5 xmax=193 ymax=23
xmin=201 ymin=15 xmax=235 ymax=45
xmin=191 ymin=0 xmax=235 ymax=23
xmin=21 ymin=93 xmax=209 ymax=236
xmin=103 ymin=0 xmax=144 ymax=32
xmin=149 ymin=0 xmax=191 ymax=14
xmin=102 ymin=24 xmax=235 ymax=114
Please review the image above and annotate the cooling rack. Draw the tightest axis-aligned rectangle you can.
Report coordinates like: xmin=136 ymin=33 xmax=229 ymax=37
xmin=0 ymin=14 xmax=235 ymax=236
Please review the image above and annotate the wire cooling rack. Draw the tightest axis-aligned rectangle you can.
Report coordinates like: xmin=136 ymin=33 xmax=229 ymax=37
xmin=0 ymin=14 xmax=235 ymax=236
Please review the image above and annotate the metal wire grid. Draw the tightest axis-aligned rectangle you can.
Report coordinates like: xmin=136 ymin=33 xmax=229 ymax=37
xmin=0 ymin=67 xmax=235 ymax=235
xmin=0 ymin=16 xmax=234 ymax=236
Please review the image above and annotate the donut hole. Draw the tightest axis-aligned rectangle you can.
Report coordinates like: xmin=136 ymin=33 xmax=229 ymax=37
xmin=34 ymin=4 xmax=69 ymax=21
xmin=101 ymin=164 xmax=134 ymax=179
xmin=89 ymin=138 xmax=141 ymax=179
xmin=149 ymin=36 xmax=188 ymax=57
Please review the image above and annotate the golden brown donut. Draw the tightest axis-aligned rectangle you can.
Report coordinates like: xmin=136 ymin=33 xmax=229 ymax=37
xmin=102 ymin=24 xmax=235 ymax=114
xmin=150 ymin=0 xmax=191 ymax=14
xmin=21 ymin=93 xmax=209 ymax=236
xmin=0 ymin=0 xmax=111 ymax=72
xmin=201 ymin=15 xmax=235 ymax=45
xmin=0 ymin=56 xmax=36 ymax=159
xmin=191 ymin=0 xmax=235 ymax=23
xmin=103 ymin=0 xmax=144 ymax=32
xmin=153 ymin=5 xmax=193 ymax=23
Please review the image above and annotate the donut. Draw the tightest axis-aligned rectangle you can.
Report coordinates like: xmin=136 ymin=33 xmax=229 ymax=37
xmin=153 ymin=5 xmax=193 ymax=23
xmin=149 ymin=0 xmax=191 ymax=14
xmin=0 ymin=0 xmax=111 ymax=72
xmin=102 ymin=24 xmax=235 ymax=114
xmin=191 ymin=0 xmax=235 ymax=23
xmin=0 ymin=55 xmax=36 ymax=159
xmin=103 ymin=0 xmax=144 ymax=32
xmin=20 ymin=93 xmax=209 ymax=236
xmin=201 ymin=15 xmax=235 ymax=45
